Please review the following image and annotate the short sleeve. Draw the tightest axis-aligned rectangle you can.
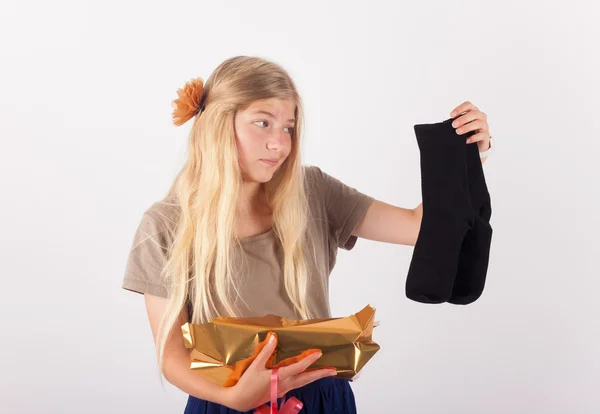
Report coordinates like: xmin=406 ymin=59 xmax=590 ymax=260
xmin=310 ymin=166 xmax=375 ymax=250
xmin=121 ymin=212 xmax=172 ymax=298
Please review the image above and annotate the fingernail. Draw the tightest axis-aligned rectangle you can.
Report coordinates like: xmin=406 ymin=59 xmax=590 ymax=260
xmin=329 ymin=370 xmax=337 ymax=376
xmin=316 ymin=352 xmax=322 ymax=359
xmin=451 ymin=111 xmax=456 ymax=117
xmin=269 ymin=335 xmax=275 ymax=344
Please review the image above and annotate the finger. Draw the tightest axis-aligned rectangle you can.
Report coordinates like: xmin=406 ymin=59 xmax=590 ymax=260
xmin=450 ymin=101 xmax=474 ymax=118
xmin=466 ymin=131 xmax=487 ymax=144
xmin=278 ymin=350 xmax=323 ymax=379
xmin=455 ymin=119 xmax=485 ymax=135
xmin=285 ymin=368 xmax=337 ymax=390
xmin=251 ymin=331 xmax=278 ymax=368
xmin=273 ymin=349 xmax=321 ymax=370
xmin=451 ymin=111 xmax=478 ymax=128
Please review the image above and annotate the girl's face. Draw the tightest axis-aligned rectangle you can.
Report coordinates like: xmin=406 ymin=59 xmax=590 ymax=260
xmin=234 ymin=98 xmax=296 ymax=184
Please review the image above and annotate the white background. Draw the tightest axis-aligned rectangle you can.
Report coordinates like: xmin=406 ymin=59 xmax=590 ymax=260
xmin=1 ymin=0 xmax=598 ymax=413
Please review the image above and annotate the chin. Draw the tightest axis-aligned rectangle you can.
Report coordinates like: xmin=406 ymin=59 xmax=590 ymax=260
xmin=244 ymin=170 xmax=275 ymax=184
xmin=258 ymin=171 xmax=276 ymax=183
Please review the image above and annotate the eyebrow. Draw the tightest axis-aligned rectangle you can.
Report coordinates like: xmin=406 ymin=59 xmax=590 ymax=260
xmin=251 ymin=110 xmax=296 ymax=124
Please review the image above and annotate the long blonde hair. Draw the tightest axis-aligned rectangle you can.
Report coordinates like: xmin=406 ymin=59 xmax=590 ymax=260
xmin=154 ymin=56 xmax=316 ymax=379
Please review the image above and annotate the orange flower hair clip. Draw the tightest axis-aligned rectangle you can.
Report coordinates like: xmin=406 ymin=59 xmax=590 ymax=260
xmin=171 ymin=77 xmax=206 ymax=126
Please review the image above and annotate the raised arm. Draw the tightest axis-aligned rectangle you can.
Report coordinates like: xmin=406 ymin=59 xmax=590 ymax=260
xmin=351 ymin=146 xmax=489 ymax=246
xmin=351 ymin=200 xmax=421 ymax=246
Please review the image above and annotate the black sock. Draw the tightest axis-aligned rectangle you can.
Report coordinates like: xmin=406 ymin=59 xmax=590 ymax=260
xmin=405 ymin=118 xmax=474 ymax=303
xmin=448 ymin=136 xmax=493 ymax=304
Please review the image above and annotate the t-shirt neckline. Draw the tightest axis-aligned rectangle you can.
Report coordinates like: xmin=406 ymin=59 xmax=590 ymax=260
xmin=239 ymin=227 xmax=275 ymax=243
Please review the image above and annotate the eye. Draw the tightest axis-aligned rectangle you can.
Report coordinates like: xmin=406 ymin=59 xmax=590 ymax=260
xmin=254 ymin=121 xmax=294 ymax=137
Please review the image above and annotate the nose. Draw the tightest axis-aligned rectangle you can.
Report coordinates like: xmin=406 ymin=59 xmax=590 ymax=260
xmin=266 ymin=129 xmax=287 ymax=151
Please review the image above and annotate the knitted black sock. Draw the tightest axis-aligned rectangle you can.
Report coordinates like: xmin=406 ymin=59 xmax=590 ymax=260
xmin=448 ymin=137 xmax=493 ymax=304
xmin=405 ymin=118 xmax=474 ymax=303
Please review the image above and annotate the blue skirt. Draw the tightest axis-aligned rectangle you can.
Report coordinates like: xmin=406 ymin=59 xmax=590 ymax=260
xmin=183 ymin=377 xmax=357 ymax=414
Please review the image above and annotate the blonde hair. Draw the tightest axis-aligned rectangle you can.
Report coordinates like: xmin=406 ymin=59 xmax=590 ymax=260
xmin=154 ymin=56 xmax=316 ymax=380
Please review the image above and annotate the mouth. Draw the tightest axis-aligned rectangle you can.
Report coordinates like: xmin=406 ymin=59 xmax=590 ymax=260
xmin=260 ymin=159 xmax=278 ymax=166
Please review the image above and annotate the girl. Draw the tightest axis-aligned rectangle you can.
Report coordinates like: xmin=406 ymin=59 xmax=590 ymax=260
xmin=122 ymin=55 xmax=492 ymax=413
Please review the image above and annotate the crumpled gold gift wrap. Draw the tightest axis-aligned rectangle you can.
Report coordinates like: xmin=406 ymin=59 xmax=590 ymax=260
xmin=181 ymin=304 xmax=380 ymax=385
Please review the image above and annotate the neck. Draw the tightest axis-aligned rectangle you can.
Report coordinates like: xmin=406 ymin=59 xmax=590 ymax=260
xmin=238 ymin=181 xmax=267 ymax=216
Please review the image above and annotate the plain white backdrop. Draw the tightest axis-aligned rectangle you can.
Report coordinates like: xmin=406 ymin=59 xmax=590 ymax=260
xmin=1 ymin=0 xmax=598 ymax=413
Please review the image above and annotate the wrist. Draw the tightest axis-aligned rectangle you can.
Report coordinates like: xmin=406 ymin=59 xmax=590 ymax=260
xmin=479 ymin=136 xmax=493 ymax=158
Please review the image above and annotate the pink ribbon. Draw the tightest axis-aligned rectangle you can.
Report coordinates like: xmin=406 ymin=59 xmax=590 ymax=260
xmin=254 ymin=368 xmax=303 ymax=414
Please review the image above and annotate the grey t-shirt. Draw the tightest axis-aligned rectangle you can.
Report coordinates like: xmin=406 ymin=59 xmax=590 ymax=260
xmin=121 ymin=165 xmax=374 ymax=321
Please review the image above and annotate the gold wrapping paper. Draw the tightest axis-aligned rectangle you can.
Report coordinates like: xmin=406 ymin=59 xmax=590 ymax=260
xmin=181 ymin=304 xmax=380 ymax=385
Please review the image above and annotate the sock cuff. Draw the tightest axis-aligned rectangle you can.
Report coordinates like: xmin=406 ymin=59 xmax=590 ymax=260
xmin=414 ymin=118 xmax=466 ymax=149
